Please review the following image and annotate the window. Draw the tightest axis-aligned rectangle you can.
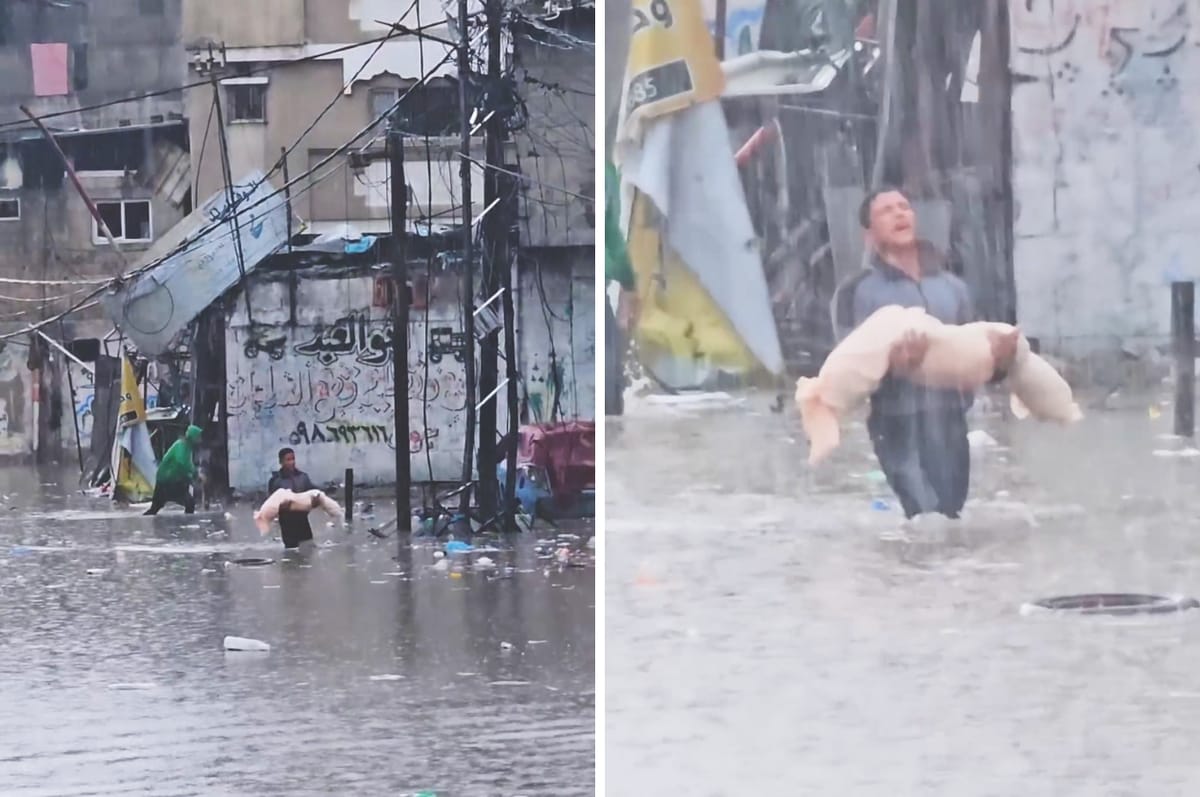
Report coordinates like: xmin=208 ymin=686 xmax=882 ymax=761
xmin=370 ymin=88 xmax=397 ymax=122
xmin=71 ymin=43 xmax=87 ymax=91
xmin=0 ymin=198 xmax=18 ymax=220
xmin=226 ymin=83 xmax=267 ymax=123
xmin=370 ymin=80 xmax=462 ymax=136
xmin=94 ymin=200 xmax=152 ymax=244
xmin=139 ymin=0 xmax=165 ymax=15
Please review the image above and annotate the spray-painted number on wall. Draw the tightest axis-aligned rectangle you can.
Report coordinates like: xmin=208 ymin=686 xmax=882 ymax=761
xmin=290 ymin=420 xmax=392 ymax=447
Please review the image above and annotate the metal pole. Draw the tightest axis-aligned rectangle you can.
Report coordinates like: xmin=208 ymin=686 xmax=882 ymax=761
xmin=500 ymin=172 xmax=519 ymax=531
xmin=389 ymin=126 xmax=413 ymax=533
xmin=280 ymin=146 xmax=298 ymax=327
xmin=457 ymin=0 xmax=477 ymax=515
xmin=345 ymin=467 xmax=355 ymax=522
xmin=19 ymin=105 xmax=125 ymax=260
xmin=715 ymin=0 xmax=727 ymax=59
xmin=477 ymin=0 xmax=503 ymax=519
xmin=280 ymin=146 xmax=293 ymax=253
xmin=211 ymin=77 xmax=255 ymax=328
xmin=60 ymin=321 xmax=84 ymax=474
xmin=1173 ymin=281 xmax=1195 ymax=437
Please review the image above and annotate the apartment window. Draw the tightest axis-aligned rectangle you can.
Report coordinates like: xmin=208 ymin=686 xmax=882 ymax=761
xmin=370 ymin=81 xmax=461 ymax=136
xmin=0 ymin=198 xmax=19 ymax=220
xmin=94 ymin=200 xmax=152 ymax=244
xmin=370 ymin=88 xmax=397 ymax=121
xmin=225 ymin=81 xmax=267 ymax=123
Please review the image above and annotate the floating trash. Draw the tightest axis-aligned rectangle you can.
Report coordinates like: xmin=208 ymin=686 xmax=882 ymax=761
xmin=368 ymin=674 xmax=405 ymax=681
xmin=1021 ymin=593 xmax=1200 ymax=617
xmin=230 ymin=558 xmax=274 ymax=567
xmin=223 ymin=635 xmax=270 ymax=652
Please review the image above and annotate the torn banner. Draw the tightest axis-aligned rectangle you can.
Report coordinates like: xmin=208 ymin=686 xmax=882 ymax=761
xmin=111 ymin=356 xmax=157 ymax=503
xmin=614 ymin=0 xmax=782 ymax=387
xmin=101 ymin=171 xmax=291 ymax=356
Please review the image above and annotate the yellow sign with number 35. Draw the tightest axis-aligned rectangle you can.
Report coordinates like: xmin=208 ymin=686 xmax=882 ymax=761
xmin=622 ymin=0 xmax=724 ymax=135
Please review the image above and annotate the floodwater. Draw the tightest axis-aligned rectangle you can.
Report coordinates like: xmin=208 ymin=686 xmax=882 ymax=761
xmin=607 ymin=389 xmax=1200 ymax=795
xmin=0 ymin=469 xmax=594 ymax=796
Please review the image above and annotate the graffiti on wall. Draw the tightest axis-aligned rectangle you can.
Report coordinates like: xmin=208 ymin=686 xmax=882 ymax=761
xmin=69 ymin=363 xmax=96 ymax=450
xmin=1010 ymin=0 xmax=1200 ymax=348
xmin=225 ymin=306 xmax=473 ymax=491
xmin=518 ymin=265 xmax=595 ymax=424
xmin=0 ymin=343 xmax=29 ymax=456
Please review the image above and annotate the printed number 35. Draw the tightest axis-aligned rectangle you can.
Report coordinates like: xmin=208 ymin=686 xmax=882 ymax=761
xmin=632 ymin=0 xmax=674 ymax=34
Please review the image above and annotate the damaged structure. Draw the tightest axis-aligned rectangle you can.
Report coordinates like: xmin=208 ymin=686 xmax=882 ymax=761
xmin=13 ymin=0 xmax=598 ymax=507
xmin=0 ymin=0 xmax=190 ymax=461
xmin=611 ymin=0 xmax=1196 ymax=386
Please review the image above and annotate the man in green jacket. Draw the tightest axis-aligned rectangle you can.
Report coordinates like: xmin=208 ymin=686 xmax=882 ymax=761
xmin=606 ymin=160 xmax=637 ymax=416
xmin=144 ymin=424 xmax=202 ymax=515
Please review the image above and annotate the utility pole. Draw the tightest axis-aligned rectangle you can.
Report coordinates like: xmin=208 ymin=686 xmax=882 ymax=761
xmin=457 ymin=0 xmax=477 ymax=515
xmin=206 ymin=48 xmax=255 ymax=328
xmin=477 ymin=0 xmax=504 ymax=520
xmin=389 ymin=126 xmax=413 ymax=533
xmin=499 ymin=169 xmax=519 ymax=531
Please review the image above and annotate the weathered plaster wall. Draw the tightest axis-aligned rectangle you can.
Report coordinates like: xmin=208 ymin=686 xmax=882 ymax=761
xmin=223 ymin=271 xmax=480 ymax=492
xmin=1011 ymin=0 xmax=1200 ymax=357
xmin=517 ymin=250 xmax=595 ymax=424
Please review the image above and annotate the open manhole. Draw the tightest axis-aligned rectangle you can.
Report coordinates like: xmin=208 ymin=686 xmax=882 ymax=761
xmin=1026 ymin=593 xmax=1200 ymax=616
xmin=230 ymin=557 xmax=275 ymax=567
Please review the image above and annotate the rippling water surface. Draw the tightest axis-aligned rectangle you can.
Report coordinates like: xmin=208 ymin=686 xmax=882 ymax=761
xmin=0 ymin=470 xmax=594 ymax=796
xmin=607 ymin=391 xmax=1200 ymax=795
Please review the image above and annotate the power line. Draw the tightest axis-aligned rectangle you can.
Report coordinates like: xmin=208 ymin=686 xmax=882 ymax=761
xmin=0 ymin=32 xmax=454 ymax=134
xmin=0 ymin=43 xmax=472 ymax=342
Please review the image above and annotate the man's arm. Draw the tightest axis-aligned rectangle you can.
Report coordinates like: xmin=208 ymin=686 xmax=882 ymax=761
xmin=267 ymin=472 xmax=281 ymax=493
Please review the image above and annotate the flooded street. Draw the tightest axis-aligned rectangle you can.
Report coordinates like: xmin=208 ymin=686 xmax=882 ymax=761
xmin=607 ymin=389 xmax=1200 ymax=795
xmin=0 ymin=471 xmax=594 ymax=796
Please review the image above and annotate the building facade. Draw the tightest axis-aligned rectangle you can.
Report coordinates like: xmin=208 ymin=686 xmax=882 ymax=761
xmin=183 ymin=0 xmax=484 ymax=237
xmin=0 ymin=0 xmax=190 ymax=460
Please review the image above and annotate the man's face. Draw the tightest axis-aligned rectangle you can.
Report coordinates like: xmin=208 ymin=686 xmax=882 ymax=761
xmin=867 ymin=190 xmax=917 ymax=249
xmin=281 ymin=452 xmax=296 ymax=472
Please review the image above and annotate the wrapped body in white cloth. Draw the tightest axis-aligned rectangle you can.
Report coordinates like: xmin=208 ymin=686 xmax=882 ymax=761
xmin=796 ymin=305 xmax=1082 ymax=464
xmin=254 ymin=488 xmax=344 ymax=535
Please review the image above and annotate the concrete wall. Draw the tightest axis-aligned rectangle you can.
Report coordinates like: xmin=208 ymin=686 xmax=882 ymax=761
xmin=1010 ymin=0 xmax=1200 ymax=357
xmin=183 ymin=0 xmax=305 ymax=48
xmin=518 ymin=248 xmax=595 ymax=423
xmin=515 ymin=14 xmax=596 ymax=247
xmin=0 ymin=0 xmax=184 ymax=131
xmin=223 ymin=269 xmax=486 ymax=492
xmin=186 ymin=60 xmax=477 ymax=234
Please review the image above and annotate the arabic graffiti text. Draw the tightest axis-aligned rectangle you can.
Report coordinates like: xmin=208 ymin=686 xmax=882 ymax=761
xmin=293 ymin=313 xmax=394 ymax=367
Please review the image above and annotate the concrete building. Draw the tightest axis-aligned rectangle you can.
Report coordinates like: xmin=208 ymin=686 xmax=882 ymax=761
xmin=511 ymin=3 xmax=596 ymax=422
xmin=0 ymin=0 xmax=190 ymax=461
xmin=174 ymin=0 xmax=596 ymax=493
xmin=182 ymin=0 xmax=483 ymax=237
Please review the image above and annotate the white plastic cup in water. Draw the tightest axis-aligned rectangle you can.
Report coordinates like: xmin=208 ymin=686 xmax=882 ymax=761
xmin=223 ymin=635 xmax=270 ymax=652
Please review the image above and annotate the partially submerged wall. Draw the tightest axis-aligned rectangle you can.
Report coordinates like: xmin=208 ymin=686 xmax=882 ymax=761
xmin=1011 ymin=0 xmax=1200 ymax=366
xmin=224 ymin=269 xmax=480 ymax=492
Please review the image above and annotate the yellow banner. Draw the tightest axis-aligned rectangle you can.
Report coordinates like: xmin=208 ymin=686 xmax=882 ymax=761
xmin=118 ymin=356 xmax=147 ymax=426
xmin=115 ymin=356 xmax=154 ymax=502
xmin=627 ymin=194 xmax=757 ymax=373
xmin=623 ymin=0 xmax=725 ymax=133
